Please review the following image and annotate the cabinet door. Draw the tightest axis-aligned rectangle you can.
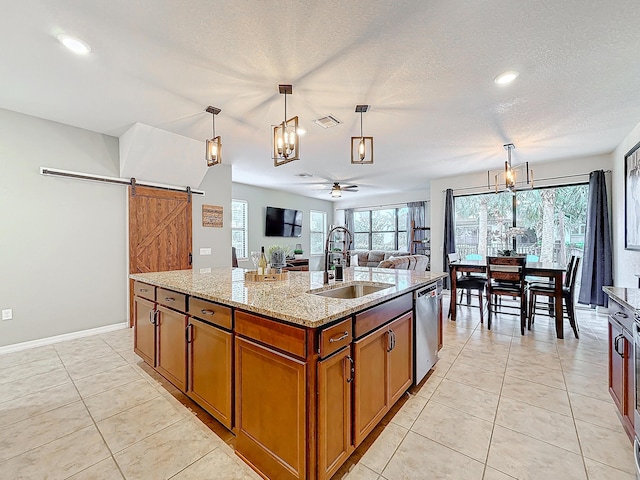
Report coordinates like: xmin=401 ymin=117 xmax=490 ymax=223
xmin=133 ymin=297 xmax=156 ymax=366
xmin=388 ymin=312 xmax=413 ymax=406
xmin=156 ymin=306 xmax=187 ymax=391
xmin=235 ymin=337 xmax=306 ymax=480
xmin=318 ymin=347 xmax=353 ymax=480
xmin=353 ymin=326 xmax=388 ymax=447
xmin=623 ymin=333 xmax=635 ymax=436
xmin=608 ymin=318 xmax=624 ymax=413
xmin=187 ymin=318 xmax=233 ymax=429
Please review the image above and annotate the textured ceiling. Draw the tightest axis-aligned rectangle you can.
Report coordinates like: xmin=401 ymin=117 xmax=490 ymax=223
xmin=2 ymin=0 xmax=640 ymax=200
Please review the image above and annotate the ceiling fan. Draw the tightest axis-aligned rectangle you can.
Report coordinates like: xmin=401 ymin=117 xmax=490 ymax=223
xmin=329 ymin=182 xmax=358 ymax=198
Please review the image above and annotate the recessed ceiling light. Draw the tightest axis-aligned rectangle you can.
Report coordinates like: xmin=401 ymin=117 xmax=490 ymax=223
xmin=494 ymin=71 xmax=519 ymax=85
xmin=57 ymin=34 xmax=91 ymax=55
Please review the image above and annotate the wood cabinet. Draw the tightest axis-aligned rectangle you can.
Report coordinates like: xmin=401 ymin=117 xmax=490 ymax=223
xmin=133 ymin=296 xmax=156 ymax=366
xmin=608 ymin=301 xmax=635 ymax=442
xmin=235 ymin=336 xmax=307 ymax=480
xmin=156 ymin=305 xmax=188 ymax=391
xmin=317 ymin=346 xmax=353 ymax=480
xmin=353 ymin=312 xmax=413 ymax=447
xmin=187 ymin=318 xmax=233 ymax=429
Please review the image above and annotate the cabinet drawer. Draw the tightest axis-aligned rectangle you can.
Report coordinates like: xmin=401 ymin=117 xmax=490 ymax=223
xmin=354 ymin=293 xmax=412 ymax=339
xmin=134 ymin=281 xmax=155 ymax=301
xmin=189 ymin=297 xmax=232 ymax=330
xmin=157 ymin=288 xmax=187 ymax=312
xmin=608 ymin=298 xmax=634 ymax=333
xmin=236 ymin=310 xmax=306 ymax=359
xmin=319 ymin=318 xmax=352 ymax=359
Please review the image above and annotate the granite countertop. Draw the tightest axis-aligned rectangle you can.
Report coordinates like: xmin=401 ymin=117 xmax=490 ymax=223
xmin=603 ymin=286 xmax=640 ymax=314
xmin=130 ymin=267 xmax=447 ymax=327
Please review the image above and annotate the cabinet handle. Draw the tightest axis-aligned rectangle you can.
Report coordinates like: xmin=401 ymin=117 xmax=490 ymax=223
xmin=614 ymin=333 xmax=625 ymax=358
xmin=139 ymin=288 xmax=148 ymax=293
xmin=329 ymin=331 xmax=349 ymax=343
xmin=164 ymin=297 xmax=175 ymax=303
xmin=185 ymin=324 xmax=194 ymax=343
xmin=149 ymin=310 xmax=154 ymax=324
xmin=345 ymin=355 xmax=354 ymax=383
xmin=387 ymin=330 xmax=393 ymax=352
xmin=200 ymin=309 xmax=215 ymax=316
xmin=614 ymin=311 xmax=629 ymax=319
xmin=390 ymin=331 xmax=396 ymax=351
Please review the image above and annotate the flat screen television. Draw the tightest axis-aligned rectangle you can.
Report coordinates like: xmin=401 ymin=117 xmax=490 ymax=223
xmin=265 ymin=206 xmax=303 ymax=237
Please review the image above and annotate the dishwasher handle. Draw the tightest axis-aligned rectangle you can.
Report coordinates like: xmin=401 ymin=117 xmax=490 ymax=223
xmin=416 ymin=284 xmax=438 ymax=299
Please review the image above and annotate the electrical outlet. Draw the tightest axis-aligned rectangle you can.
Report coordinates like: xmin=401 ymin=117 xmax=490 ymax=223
xmin=200 ymin=248 xmax=212 ymax=255
xmin=199 ymin=267 xmax=212 ymax=274
xmin=2 ymin=309 xmax=12 ymax=321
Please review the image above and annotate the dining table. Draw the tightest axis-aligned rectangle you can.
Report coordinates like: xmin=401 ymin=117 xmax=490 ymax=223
xmin=449 ymin=259 xmax=568 ymax=339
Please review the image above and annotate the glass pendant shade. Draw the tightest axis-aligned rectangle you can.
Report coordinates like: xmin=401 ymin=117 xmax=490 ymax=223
xmin=330 ymin=185 xmax=342 ymax=198
xmin=206 ymin=136 xmax=222 ymax=166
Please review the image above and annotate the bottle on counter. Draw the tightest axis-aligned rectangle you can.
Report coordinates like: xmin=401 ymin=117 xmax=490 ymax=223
xmin=258 ymin=246 xmax=267 ymax=274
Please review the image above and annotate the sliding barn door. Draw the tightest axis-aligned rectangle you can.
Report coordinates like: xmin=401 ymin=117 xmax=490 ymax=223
xmin=129 ymin=186 xmax=192 ymax=325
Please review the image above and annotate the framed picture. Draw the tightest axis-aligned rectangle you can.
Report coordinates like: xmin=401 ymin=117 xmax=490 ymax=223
xmin=625 ymin=141 xmax=640 ymax=250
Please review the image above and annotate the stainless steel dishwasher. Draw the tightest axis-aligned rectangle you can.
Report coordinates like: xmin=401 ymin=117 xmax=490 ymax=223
xmin=414 ymin=280 xmax=441 ymax=384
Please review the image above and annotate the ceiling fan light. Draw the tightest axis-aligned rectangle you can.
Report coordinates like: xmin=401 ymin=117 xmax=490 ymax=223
xmin=331 ymin=185 xmax=342 ymax=198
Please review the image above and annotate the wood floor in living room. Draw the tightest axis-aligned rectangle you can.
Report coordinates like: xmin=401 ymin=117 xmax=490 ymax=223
xmin=0 ymin=301 xmax=633 ymax=479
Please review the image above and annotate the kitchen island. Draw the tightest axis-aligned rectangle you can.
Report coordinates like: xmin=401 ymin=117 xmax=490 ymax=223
xmin=130 ymin=267 xmax=446 ymax=480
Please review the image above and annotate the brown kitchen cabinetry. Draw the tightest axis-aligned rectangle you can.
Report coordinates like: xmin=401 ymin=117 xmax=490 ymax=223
xmin=353 ymin=312 xmax=413 ymax=447
xmin=133 ymin=296 xmax=156 ymax=366
xmin=156 ymin=305 xmax=188 ymax=391
xmin=187 ymin=317 xmax=233 ymax=429
xmin=317 ymin=346 xmax=353 ymax=480
xmin=607 ymin=300 xmax=634 ymax=442
xmin=235 ymin=335 xmax=307 ymax=480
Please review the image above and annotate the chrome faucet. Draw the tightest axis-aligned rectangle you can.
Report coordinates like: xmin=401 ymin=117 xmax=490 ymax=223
xmin=324 ymin=226 xmax=353 ymax=284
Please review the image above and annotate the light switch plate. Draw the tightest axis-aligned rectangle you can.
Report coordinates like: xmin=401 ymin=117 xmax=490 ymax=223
xmin=2 ymin=309 xmax=12 ymax=320
xmin=200 ymin=248 xmax=212 ymax=255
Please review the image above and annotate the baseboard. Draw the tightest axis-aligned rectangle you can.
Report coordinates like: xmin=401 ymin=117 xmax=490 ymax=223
xmin=0 ymin=322 xmax=129 ymax=355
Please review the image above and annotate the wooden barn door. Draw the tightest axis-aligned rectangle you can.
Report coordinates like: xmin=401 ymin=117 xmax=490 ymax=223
xmin=129 ymin=185 xmax=192 ymax=325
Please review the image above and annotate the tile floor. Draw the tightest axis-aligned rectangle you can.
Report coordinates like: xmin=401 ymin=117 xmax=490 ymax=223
xmin=0 ymin=301 xmax=634 ymax=479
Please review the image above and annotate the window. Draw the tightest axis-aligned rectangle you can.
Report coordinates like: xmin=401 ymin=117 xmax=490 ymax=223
xmin=353 ymin=207 xmax=409 ymax=251
xmin=310 ymin=210 xmax=326 ymax=255
xmin=453 ymin=184 xmax=589 ymax=263
xmin=231 ymin=199 xmax=248 ymax=259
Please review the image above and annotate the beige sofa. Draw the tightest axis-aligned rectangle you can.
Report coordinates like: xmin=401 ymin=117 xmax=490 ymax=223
xmin=378 ymin=254 xmax=430 ymax=271
xmin=349 ymin=249 xmax=411 ymax=267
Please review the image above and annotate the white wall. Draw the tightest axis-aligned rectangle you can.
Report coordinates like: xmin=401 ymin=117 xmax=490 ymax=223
xmin=430 ymin=154 xmax=613 ymax=273
xmin=612 ymin=121 xmax=640 ymax=287
xmin=232 ymin=183 xmax=333 ymax=271
xmin=192 ymin=165 xmax=233 ymax=270
xmin=0 ymin=108 xmax=126 ymax=346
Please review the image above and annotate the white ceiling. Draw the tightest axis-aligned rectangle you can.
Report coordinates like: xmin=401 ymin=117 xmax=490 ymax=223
xmin=2 ymin=0 xmax=640 ymax=201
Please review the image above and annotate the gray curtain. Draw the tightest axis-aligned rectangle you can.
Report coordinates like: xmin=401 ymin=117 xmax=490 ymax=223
xmin=578 ymin=170 xmax=612 ymax=307
xmin=344 ymin=209 xmax=354 ymax=249
xmin=407 ymin=201 xmax=426 ymax=252
xmin=443 ymin=189 xmax=456 ymax=288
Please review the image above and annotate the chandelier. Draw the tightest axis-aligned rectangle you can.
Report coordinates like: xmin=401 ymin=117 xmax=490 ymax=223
xmin=488 ymin=143 xmax=533 ymax=194
xmin=351 ymin=105 xmax=373 ymax=164
xmin=272 ymin=84 xmax=299 ymax=166
xmin=205 ymin=106 xmax=221 ymax=167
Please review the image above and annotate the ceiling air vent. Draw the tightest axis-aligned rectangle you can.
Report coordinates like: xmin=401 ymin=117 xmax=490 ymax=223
xmin=314 ymin=114 xmax=342 ymax=129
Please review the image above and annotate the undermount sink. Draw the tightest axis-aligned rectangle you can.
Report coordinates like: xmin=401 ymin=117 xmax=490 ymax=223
xmin=311 ymin=282 xmax=393 ymax=299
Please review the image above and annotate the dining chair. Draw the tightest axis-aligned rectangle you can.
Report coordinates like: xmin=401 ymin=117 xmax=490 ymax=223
xmin=527 ymin=255 xmax=580 ymax=338
xmin=486 ymin=256 xmax=527 ymax=335
xmin=447 ymin=253 xmax=487 ymax=323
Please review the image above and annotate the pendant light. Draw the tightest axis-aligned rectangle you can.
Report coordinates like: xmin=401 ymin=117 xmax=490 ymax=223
xmin=487 ymin=143 xmax=534 ymax=193
xmin=272 ymin=84 xmax=299 ymax=166
xmin=351 ymin=105 xmax=373 ymax=164
xmin=205 ymin=106 xmax=222 ymax=167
